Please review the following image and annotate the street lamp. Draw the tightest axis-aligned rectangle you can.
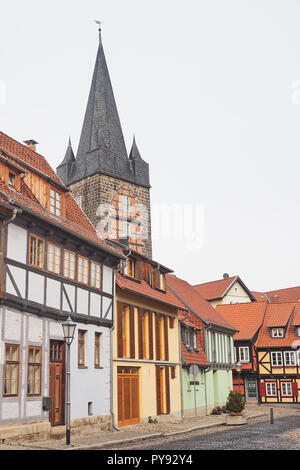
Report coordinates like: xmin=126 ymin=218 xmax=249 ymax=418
xmin=61 ymin=314 xmax=76 ymax=445
xmin=235 ymin=360 xmax=242 ymax=394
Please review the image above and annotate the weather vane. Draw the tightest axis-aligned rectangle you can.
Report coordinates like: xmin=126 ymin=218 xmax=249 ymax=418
xmin=95 ymin=20 xmax=103 ymax=42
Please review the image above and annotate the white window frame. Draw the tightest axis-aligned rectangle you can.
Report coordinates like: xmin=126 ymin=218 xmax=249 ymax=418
xmin=284 ymin=351 xmax=296 ymax=367
xmin=266 ymin=382 xmax=277 ymax=396
xmin=271 ymin=328 xmax=284 ymax=338
xmin=297 ymin=350 xmax=300 ymax=366
xmin=271 ymin=351 xmax=283 ymax=367
xmin=234 ymin=347 xmax=237 ymax=363
xmin=193 ymin=332 xmax=197 ymax=349
xmin=239 ymin=346 xmax=250 ymax=363
xmin=281 ymin=382 xmax=292 ymax=397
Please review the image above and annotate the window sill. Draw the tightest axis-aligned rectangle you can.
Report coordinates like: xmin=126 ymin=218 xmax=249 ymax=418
xmin=94 ymin=366 xmax=103 ymax=369
xmin=78 ymin=365 xmax=88 ymax=369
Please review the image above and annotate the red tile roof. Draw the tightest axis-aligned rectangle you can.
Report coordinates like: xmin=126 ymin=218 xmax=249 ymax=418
xmin=116 ymin=274 xmax=187 ymax=310
xmin=292 ymin=306 xmax=300 ymax=326
xmin=252 ymin=286 xmax=300 ymax=303
xmin=178 ymin=310 xmax=209 ymax=366
xmin=0 ymin=132 xmax=122 ymax=258
xmin=216 ymin=301 xmax=267 ymax=340
xmin=0 ymin=131 xmax=63 ymax=185
xmin=266 ymin=303 xmax=294 ymax=328
xmin=255 ymin=302 xmax=300 ymax=348
xmin=193 ymin=276 xmax=238 ymax=300
xmin=166 ymin=274 xmax=237 ymax=332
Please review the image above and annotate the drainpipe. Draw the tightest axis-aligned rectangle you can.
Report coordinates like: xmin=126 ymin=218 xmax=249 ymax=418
xmin=179 ymin=309 xmax=191 ymax=421
xmin=110 ymin=250 xmax=132 ymax=431
xmin=203 ymin=324 xmax=212 ymax=415
xmin=0 ymin=207 xmax=22 ymax=286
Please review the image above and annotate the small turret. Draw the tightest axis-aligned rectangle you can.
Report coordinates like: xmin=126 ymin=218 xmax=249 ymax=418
xmin=57 ymin=137 xmax=75 ymax=185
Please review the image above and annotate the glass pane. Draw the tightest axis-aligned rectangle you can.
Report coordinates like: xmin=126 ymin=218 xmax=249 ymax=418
xmin=38 ymin=240 xmax=44 ymax=267
xmin=30 ymin=237 xmax=36 ymax=264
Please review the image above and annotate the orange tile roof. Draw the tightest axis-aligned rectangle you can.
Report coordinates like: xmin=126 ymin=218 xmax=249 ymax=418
xmin=292 ymin=305 xmax=300 ymax=326
xmin=252 ymin=286 xmax=300 ymax=303
xmin=193 ymin=276 xmax=238 ymax=300
xmin=116 ymin=273 xmax=187 ymax=310
xmin=0 ymin=131 xmax=63 ymax=185
xmin=0 ymin=132 xmax=122 ymax=258
xmin=266 ymin=303 xmax=294 ymax=328
xmin=167 ymin=274 xmax=237 ymax=331
xmin=216 ymin=302 xmax=267 ymax=340
xmin=256 ymin=302 xmax=300 ymax=348
xmin=178 ymin=310 xmax=209 ymax=366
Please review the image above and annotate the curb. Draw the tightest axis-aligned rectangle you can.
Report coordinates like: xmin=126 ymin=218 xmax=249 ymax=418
xmin=64 ymin=412 xmax=269 ymax=451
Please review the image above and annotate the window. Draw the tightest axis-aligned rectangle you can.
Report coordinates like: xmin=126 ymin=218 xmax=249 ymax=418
xmin=234 ymin=347 xmax=237 ymax=363
xmin=63 ymin=250 xmax=76 ymax=280
xmin=284 ymin=351 xmax=296 ymax=366
xmin=159 ymin=273 xmax=166 ymax=291
xmin=296 ymin=326 xmax=300 ymax=337
xmin=271 ymin=328 xmax=284 ymax=338
xmin=193 ymin=332 xmax=197 ymax=349
xmin=78 ymin=256 xmax=89 ymax=285
xmin=78 ymin=330 xmax=86 ymax=367
xmin=8 ymin=172 xmax=16 ymax=187
xmin=27 ymin=347 xmax=42 ymax=396
xmin=47 ymin=242 xmax=61 ymax=274
xmin=90 ymin=262 xmax=102 ymax=289
xmin=50 ymin=188 xmax=61 ymax=216
xmin=271 ymin=351 xmax=283 ymax=366
xmin=94 ymin=333 xmax=101 ymax=367
xmin=3 ymin=344 xmax=20 ymax=396
xmin=239 ymin=346 xmax=250 ymax=363
xmin=266 ymin=382 xmax=277 ymax=396
xmin=281 ymin=382 xmax=292 ymax=397
xmin=183 ymin=327 xmax=191 ymax=348
xmin=29 ymin=234 xmax=45 ymax=269
xmin=123 ymin=259 xmax=136 ymax=278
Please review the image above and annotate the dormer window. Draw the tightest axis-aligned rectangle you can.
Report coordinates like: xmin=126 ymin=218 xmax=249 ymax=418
xmin=123 ymin=258 xmax=136 ymax=279
xmin=271 ymin=328 xmax=284 ymax=338
xmin=50 ymin=188 xmax=61 ymax=216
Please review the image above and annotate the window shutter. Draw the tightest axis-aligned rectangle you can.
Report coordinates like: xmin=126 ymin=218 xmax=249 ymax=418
xmin=292 ymin=381 xmax=298 ymax=397
xmin=164 ymin=315 xmax=169 ymax=361
xmin=129 ymin=305 xmax=135 ymax=359
xmin=165 ymin=367 xmax=170 ymax=414
xmin=156 ymin=366 xmax=161 ymax=415
xmin=138 ymin=309 xmax=143 ymax=359
xmin=148 ymin=312 xmax=153 ymax=359
xmin=117 ymin=302 xmax=123 ymax=358
xmin=259 ymin=382 xmax=266 ymax=397
xmin=153 ymin=270 xmax=160 ymax=289
xmin=155 ymin=313 xmax=161 ymax=360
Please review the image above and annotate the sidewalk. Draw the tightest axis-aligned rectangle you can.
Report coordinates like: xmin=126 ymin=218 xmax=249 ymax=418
xmin=0 ymin=403 xmax=298 ymax=451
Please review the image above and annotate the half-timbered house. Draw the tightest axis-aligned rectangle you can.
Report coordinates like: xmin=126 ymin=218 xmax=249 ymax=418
xmin=167 ymin=274 xmax=237 ymax=415
xmin=216 ymin=301 xmax=267 ymax=401
xmin=0 ymin=132 xmax=122 ymax=440
xmin=255 ymin=302 xmax=300 ymax=404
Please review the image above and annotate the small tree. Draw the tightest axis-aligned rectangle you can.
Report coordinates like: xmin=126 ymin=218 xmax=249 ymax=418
xmin=225 ymin=390 xmax=245 ymax=415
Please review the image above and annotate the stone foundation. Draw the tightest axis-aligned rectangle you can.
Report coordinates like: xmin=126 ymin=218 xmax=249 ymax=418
xmin=0 ymin=415 xmax=112 ymax=443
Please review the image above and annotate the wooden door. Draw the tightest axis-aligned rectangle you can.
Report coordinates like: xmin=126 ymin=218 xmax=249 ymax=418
xmin=117 ymin=367 xmax=140 ymax=426
xmin=49 ymin=340 xmax=65 ymax=426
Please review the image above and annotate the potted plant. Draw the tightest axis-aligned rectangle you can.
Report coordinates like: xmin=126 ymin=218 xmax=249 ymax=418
xmin=225 ymin=390 xmax=247 ymax=425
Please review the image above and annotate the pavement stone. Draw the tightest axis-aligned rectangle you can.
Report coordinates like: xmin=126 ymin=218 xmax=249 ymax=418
xmin=0 ymin=403 xmax=298 ymax=451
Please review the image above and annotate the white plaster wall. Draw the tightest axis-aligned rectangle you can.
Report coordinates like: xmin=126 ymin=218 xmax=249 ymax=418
xmin=2 ymin=402 xmax=19 ymax=420
xmin=26 ymin=400 xmax=42 ymax=417
xmin=63 ymin=283 xmax=75 ymax=312
xmin=102 ymin=297 xmax=112 ymax=319
xmin=90 ymin=292 xmax=101 ymax=318
xmin=28 ymin=272 xmax=44 ymax=304
xmin=6 ymin=224 xmax=27 ymax=264
xmin=4 ymin=310 xmax=22 ymax=341
xmin=102 ymin=266 xmax=113 ymax=294
xmin=28 ymin=317 xmax=43 ymax=342
xmin=70 ymin=325 xmax=111 ymax=419
xmin=46 ymin=278 xmax=61 ymax=310
xmin=6 ymin=265 xmax=26 ymax=298
xmin=76 ymin=288 xmax=89 ymax=315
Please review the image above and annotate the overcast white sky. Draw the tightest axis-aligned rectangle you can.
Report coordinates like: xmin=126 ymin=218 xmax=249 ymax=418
xmin=1 ymin=0 xmax=300 ymax=292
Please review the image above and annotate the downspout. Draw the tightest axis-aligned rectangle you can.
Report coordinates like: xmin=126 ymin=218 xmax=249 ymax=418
xmin=0 ymin=207 xmax=21 ymax=288
xmin=179 ymin=309 xmax=191 ymax=421
xmin=110 ymin=250 xmax=132 ymax=431
xmin=203 ymin=323 xmax=212 ymax=415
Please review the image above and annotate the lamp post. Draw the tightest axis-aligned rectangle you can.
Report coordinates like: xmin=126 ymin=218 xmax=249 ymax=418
xmin=235 ymin=360 xmax=242 ymax=393
xmin=61 ymin=314 xmax=76 ymax=445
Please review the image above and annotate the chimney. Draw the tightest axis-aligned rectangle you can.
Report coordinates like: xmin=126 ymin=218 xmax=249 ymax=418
xmin=23 ymin=139 xmax=38 ymax=152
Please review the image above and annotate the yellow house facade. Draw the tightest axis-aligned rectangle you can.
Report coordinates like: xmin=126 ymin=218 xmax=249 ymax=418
xmin=112 ymin=251 xmax=184 ymax=427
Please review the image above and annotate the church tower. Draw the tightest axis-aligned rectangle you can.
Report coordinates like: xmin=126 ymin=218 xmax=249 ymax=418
xmin=57 ymin=30 xmax=152 ymax=258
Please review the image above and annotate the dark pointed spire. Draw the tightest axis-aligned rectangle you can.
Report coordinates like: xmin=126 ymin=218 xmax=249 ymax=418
xmin=129 ymin=135 xmax=142 ymax=160
xmin=56 ymin=137 xmax=75 ymax=184
xmin=57 ymin=31 xmax=150 ymax=188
